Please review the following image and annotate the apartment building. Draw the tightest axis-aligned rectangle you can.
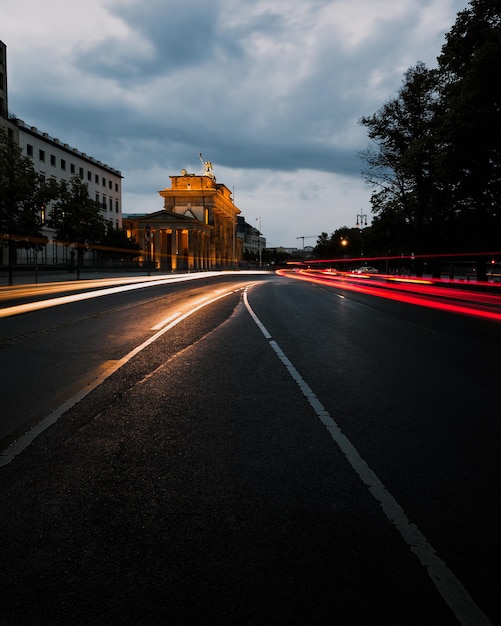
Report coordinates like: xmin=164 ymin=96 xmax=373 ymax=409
xmin=1 ymin=40 xmax=123 ymax=267
xmin=15 ymin=119 xmax=122 ymax=230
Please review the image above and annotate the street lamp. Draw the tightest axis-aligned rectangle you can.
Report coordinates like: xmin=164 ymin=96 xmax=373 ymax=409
xmin=356 ymin=210 xmax=368 ymax=229
xmin=145 ymin=224 xmax=151 ymax=276
xmin=355 ymin=210 xmax=368 ymax=257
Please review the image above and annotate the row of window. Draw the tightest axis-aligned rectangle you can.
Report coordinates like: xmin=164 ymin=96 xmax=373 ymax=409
xmin=95 ymin=193 xmax=120 ymax=213
xmin=26 ymin=143 xmax=119 ymax=192
xmin=39 ymin=173 xmax=120 ymax=214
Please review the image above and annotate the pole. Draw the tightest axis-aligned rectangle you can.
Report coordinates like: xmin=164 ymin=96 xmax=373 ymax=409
xmin=7 ymin=235 xmax=13 ymax=286
xmin=259 ymin=216 xmax=262 ymax=268
xmin=145 ymin=225 xmax=151 ymax=276
xmin=232 ymin=187 xmax=236 ymax=269
xmin=356 ymin=210 xmax=368 ymax=257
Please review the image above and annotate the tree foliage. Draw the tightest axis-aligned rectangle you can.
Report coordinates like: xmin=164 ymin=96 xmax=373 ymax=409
xmin=48 ymin=176 xmax=106 ymax=247
xmin=0 ymin=129 xmax=55 ymax=247
xmin=357 ymin=0 xmax=501 ymax=263
xmin=435 ymin=0 xmax=501 ymax=253
xmin=99 ymin=225 xmax=141 ymax=262
xmin=47 ymin=176 xmax=107 ymax=274
xmin=360 ymin=63 xmax=442 ymax=254
xmin=313 ymin=228 xmax=362 ymax=259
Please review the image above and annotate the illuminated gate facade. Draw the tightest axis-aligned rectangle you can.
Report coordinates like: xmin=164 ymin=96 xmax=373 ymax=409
xmin=125 ymin=168 xmax=242 ymax=271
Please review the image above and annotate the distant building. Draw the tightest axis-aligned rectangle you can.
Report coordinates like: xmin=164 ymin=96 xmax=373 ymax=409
xmin=124 ymin=166 xmax=242 ymax=271
xmin=0 ymin=40 xmax=123 ymax=268
xmin=237 ymin=216 xmax=266 ymax=261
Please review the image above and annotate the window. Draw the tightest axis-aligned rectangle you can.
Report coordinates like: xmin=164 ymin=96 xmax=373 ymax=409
xmin=115 ymin=183 xmax=119 ymax=192
xmin=109 ymin=198 xmax=113 ymax=211
xmin=87 ymin=171 xmax=92 ymax=181
xmin=109 ymin=180 xmax=112 ymax=189
xmin=39 ymin=149 xmax=45 ymax=162
xmin=50 ymin=155 xmax=56 ymax=166
xmin=102 ymin=177 xmax=106 ymax=186
xmin=61 ymin=159 xmax=66 ymax=170
xmin=95 ymin=174 xmax=99 ymax=184
xmin=27 ymin=144 xmax=33 ymax=157
xmin=79 ymin=167 xmax=84 ymax=179
xmin=95 ymin=193 xmax=100 ymax=204
xmin=70 ymin=164 xmax=75 ymax=174
xmin=115 ymin=200 xmax=119 ymax=213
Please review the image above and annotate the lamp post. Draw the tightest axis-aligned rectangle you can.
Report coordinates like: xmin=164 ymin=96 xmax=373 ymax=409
xmin=257 ymin=217 xmax=262 ymax=268
xmin=355 ymin=210 xmax=368 ymax=257
xmin=233 ymin=187 xmax=236 ymax=270
xmin=145 ymin=224 xmax=151 ymax=276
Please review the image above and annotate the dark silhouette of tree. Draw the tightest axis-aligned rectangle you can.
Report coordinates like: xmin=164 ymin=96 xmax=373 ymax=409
xmin=359 ymin=63 xmax=440 ymax=261
xmin=99 ymin=225 xmax=141 ymax=264
xmin=314 ymin=232 xmax=333 ymax=258
xmin=0 ymin=129 xmax=57 ymax=284
xmin=435 ymin=0 xmax=501 ymax=278
xmin=312 ymin=227 xmax=364 ymax=264
xmin=48 ymin=176 xmax=106 ymax=277
xmin=358 ymin=0 xmax=501 ymax=278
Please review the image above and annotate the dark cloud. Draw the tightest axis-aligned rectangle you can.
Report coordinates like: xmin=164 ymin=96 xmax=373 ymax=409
xmin=74 ymin=0 xmax=244 ymax=81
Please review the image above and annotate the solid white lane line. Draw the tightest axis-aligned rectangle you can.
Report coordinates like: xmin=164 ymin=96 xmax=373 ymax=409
xmin=242 ymin=288 xmax=492 ymax=626
xmin=151 ymin=312 xmax=182 ymax=330
xmin=0 ymin=288 xmax=240 ymax=467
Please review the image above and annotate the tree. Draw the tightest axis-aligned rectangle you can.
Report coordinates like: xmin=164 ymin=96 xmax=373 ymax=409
xmin=98 ymin=224 xmax=141 ymax=264
xmin=359 ymin=63 xmax=441 ymax=259
xmin=0 ymin=129 xmax=56 ymax=284
xmin=313 ymin=232 xmax=333 ymax=258
xmin=48 ymin=176 xmax=106 ymax=277
xmin=358 ymin=0 xmax=501 ymax=279
xmin=312 ymin=227 xmax=364 ymax=263
xmin=435 ymin=0 xmax=501 ymax=277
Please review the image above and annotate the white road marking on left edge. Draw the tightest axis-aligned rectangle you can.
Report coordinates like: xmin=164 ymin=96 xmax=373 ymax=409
xmin=151 ymin=312 xmax=182 ymax=330
xmin=242 ymin=287 xmax=492 ymax=626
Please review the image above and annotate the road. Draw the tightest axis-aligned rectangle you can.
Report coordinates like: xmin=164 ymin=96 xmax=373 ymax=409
xmin=0 ymin=270 xmax=499 ymax=625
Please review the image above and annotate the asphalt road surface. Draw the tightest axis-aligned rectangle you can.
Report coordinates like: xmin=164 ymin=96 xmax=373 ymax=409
xmin=0 ymin=271 xmax=499 ymax=625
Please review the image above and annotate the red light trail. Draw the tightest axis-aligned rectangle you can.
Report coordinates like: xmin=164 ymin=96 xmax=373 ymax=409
xmin=277 ymin=269 xmax=501 ymax=322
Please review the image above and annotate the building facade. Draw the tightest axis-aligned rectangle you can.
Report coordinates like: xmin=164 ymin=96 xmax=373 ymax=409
xmin=237 ymin=216 xmax=266 ymax=261
xmin=124 ymin=167 xmax=242 ymax=271
xmin=15 ymin=119 xmax=123 ymax=231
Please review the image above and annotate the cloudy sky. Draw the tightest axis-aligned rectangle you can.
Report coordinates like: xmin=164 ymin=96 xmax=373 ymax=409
xmin=3 ymin=0 xmax=468 ymax=247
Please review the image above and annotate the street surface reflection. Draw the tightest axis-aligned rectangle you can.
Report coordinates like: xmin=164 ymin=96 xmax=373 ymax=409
xmin=278 ymin=269 xmax=501 ymax=322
